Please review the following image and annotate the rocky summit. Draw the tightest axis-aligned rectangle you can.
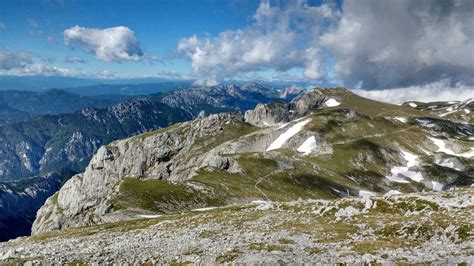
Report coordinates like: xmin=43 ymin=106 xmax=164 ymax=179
xmin=1 ymin=87 xmax=473 ymax=264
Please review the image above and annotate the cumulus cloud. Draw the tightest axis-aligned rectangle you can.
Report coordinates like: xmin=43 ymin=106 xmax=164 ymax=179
xmin=177 ymin=0 xmax=338 ymax=83
xmin=321 ymin=0 xmax=474 ymax=89
xmin=0 ymin=51 xmax=33 ymax=70
xmin=353 ymin=79 xmax=474 ymax=104
xmin=177 ymin=0 xmax=473 ymax=92
xmin=63 ymin=25 xmax=144 ymax=62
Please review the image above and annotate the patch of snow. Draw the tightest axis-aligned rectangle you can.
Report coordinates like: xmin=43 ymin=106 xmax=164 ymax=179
xmin=431 ymin=181 xmax=444 ymax=191
xmin=386 ymin=150 xmax=423 ymax=183
xmin=325 ymin=98 xmax=340 ymax=107
xmin=447 ymin=101 xmax=458 ymax=104
xmin=464 ymin=109 xmax=471 ymax=114
xmin=446 ymin=107 xmax=454 ymax=112
xmin=262 ymin=121 xmax=271 ymax=127
xmin=408 ymin=102 xmax=417 ymax=108
xmin=251 ymin=200 xmax=268 ymax=205
xmin=137 ymin=214 xmax=161 ymax=219
xmin=460 ymin=149 xmax=474 ymax=158
xmin=358 ymin=190 xmax=376 ymax=197
xmin=394 ymin=117 xmax=407 ymax=123
xmin=385 ymin=190 xmax=402 ymax=195
xmin=429 ymin=137 xmax=455 ymax=155
xmin=297 ymin=136 xmax=317 ymax=155
xmin=267 ymin=119 xmax=311 ymax=151
xmin=192 ymin=207 xmax=219 ymax=212
xmin=439 ymin=109 xmax=458 ymax=117
xmin=416 ymin=119 xmax=436 ymax=128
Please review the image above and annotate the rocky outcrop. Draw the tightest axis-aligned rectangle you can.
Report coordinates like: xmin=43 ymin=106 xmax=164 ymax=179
xmin=32 ymin=113 xmax=246 ymax=234
xmin=244 ymin=88 xmax=349 ymax=126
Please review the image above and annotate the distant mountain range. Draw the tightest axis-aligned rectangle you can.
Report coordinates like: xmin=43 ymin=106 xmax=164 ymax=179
xmin=0 ymin=76 xmax=193 ymax=92
xmin=0 ymin=89 xmax=131 ymax=118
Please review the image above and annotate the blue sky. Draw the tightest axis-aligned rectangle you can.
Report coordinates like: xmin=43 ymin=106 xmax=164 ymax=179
xmin=1 ymin=0 xmax=268 ymax=77
xmin=0 ymin=0 xmax=472 ymax=97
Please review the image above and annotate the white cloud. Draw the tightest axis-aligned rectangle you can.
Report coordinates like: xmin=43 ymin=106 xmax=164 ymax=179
xmin=65 ymin=56 xmax=86 ymax=64
xmin=353 ymin=79 xmax=474 ymax=104
xmin=64 ymin=25 xmax=144 ymax=62
xmin=0 ymin=50 xmax=111 ymax=78
xmin=320 ymin=0 xmax=474 ymax=89
xmin=0 ymin=22 xmax=5 ymax=31
xmin=177 ymin=0 xmax=473 ymax=91
xmin=177 ymin=0 xmax=338 ymax=84
xmin=0 ymin=51 xmax=32 ymax=70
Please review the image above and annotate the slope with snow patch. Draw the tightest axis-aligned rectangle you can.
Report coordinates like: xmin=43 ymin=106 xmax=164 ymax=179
xmin=386 ymin=150 xmax=423 ymax=183
xmin=267 ymin=119 xmax=311 ymax=151
xmin=325 ymin=98 xmax=340 ymax=107
xmin=297 ymin=136 xmax=317 ymax=155
xmin=429 ymin=137 xmax=474 ymax=158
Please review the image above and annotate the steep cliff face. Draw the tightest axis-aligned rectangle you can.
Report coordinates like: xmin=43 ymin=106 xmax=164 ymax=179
xmin=32 ymin=112 xmax=249 ymax=233
xmin=32 ymin=88 xmax=473 ymax=235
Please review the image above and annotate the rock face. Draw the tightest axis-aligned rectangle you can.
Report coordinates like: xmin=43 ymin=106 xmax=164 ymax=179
xmin=32 ymin=113 xmax=245 ymax=233
xmin=244 ymin=88 xmax=348 ymax=126
xmin=32 ymin=87 xmax=474 ymax=236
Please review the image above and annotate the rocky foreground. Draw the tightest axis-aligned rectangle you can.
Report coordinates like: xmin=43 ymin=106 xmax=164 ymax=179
xmin=1 ymin=187 xmax=473 ymax=264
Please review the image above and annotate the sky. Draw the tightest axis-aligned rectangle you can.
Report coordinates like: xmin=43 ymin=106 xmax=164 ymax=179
xmin=0 ymin=0 xmax=473 ymax=101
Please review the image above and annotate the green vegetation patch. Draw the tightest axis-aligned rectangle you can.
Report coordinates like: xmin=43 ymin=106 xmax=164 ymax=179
xmin=112 ymin=177 xmax=224 ymax=213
